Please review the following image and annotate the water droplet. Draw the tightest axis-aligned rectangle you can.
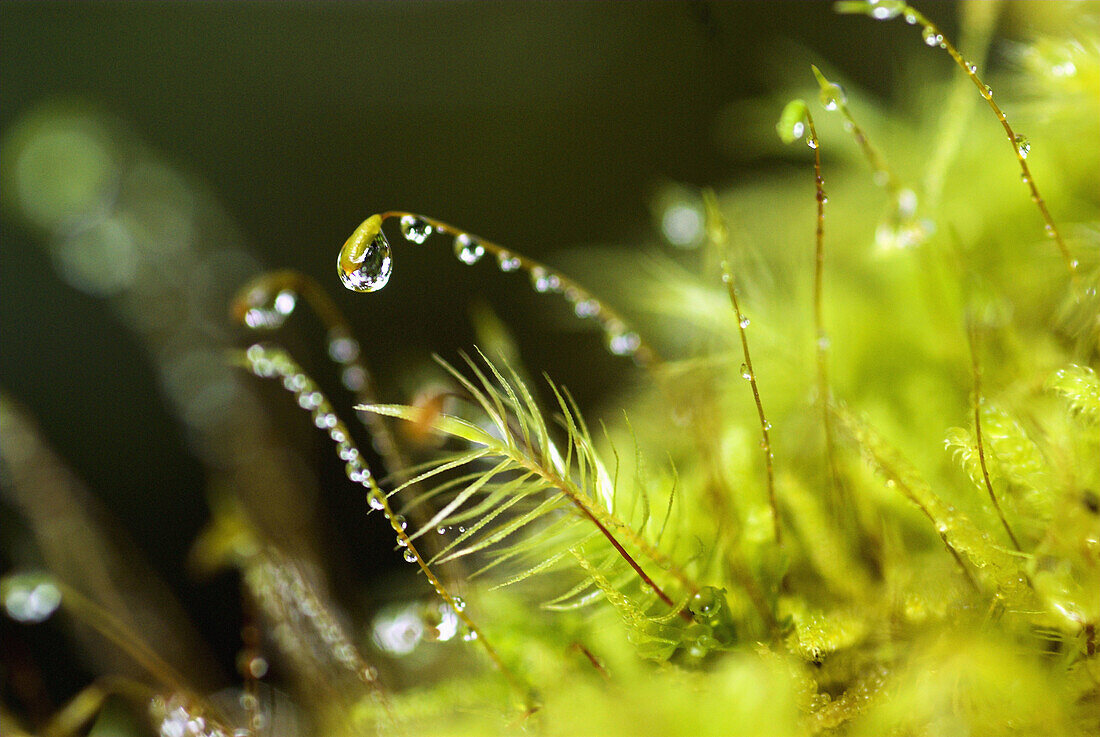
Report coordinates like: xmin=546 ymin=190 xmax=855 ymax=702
xmin=764 ymin=421 xmax=773 ymax=431
xmin=1013 ymin=134 xmax=1031 ymax=159
xmin=776 ymin=99 xmax=808 ymax=144
xmin=451 ymin=596 xmax=466 ymax=612
xmin=607 ymin=329 xmax=641 ymax=356
xmin=530 ymin=267 xmax=561 ymax=293
xmin=2 ymin=573 xmax=61 ymax=623
xmin=869 ymin=0 xmax=904 ymax=20
xmin=806 ymin=135 xmax=818 ymax=150
xmin=340 ymin=230 xmax=393 ymax=293
xmin=740 ymin=363 xmax=752 ymax=380
xmin=453 ymin=234 xmax=485 ymax=265
xmin=463 ymin=630 xmax=478 ymax=642
xmin=896 ymin=188 xmax=918 ymax=217
xmin=817 ymin=336 xmax=831 ymax=351
xmin=393 ymin=514 xmax=408 ymax=531
xmin=327 ymin=327 xmax=360 ymax=364
xmin=574 ymin=298 xmax=600 ymax=318
xmin=967 ymin=63 xmax=977 ymax=73
xmin=1020 ymin=173 xmax=1030 ymax=184
xmin=921 ymin=26 xmax=942 ymax=46
xmin=739 ymin=316 xmax=750 ymax=329
xmin=402 ymin=549 xmax=417 ymax=563
xmin=368 ymin=494 xmax=385 ymax=511
xmin=819 ymin=82 xmax=847 ymax=112
xmin=399 ymin=215 xmax=433 ymax=244
xmin=342 ymin=365 xmax=366 ymax=391
xmin=437 ymin=526 xmax=447 ymax=535
xmin=904 ymin=11 xmax=917 ymax=23
xmin=496 ymin=251 xmax=521 ymax=272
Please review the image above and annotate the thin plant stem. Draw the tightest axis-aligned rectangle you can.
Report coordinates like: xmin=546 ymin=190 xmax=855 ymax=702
xmin=720 ymin=264 xmax=780 ymax=546
xmin=232 ymin=269 xmax=458 ymax=570
xmin=804 ymin=114 xmax=847 ymax=524
xmin=966 ymin=320 xmax=1023 ymax=552
xmin=874 ymin=4 xmax=1079 ymax=283
xmin=238 ymin=344 xmax=533 ymax=707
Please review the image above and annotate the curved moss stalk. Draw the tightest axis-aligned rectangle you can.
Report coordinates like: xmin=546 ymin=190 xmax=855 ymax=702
xmin=49 ymin=583 xmax=227 ymax=723
xmin=719 ymin=262 xmax=781 ymax=545
xmin=837 ymin=0 xmax=1079 ymax=282
xmin=338 ymin=211 xmax=658 ymax=365
xmin=966 ymin=320 xmax=1023 ymax=552
xmin=231 ymin=269 xmax=456 ymax=568
xmin=238 ymin=344 xmax=533 ymax=707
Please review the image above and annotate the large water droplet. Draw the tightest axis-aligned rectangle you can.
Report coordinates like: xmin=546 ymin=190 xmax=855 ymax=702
xmin=1013 ymin=134 xmax=1031 ymax=159
xmin=497 ymin=251 xmax=521 ymax=272
xmin=368 ymin=494 xmax=385 ymax=511
xmin=453 ymin=234 xmax=485 ymax=265
xmin=739 ymin=316 xmax=751 ymax=329
xmin=402 ymin=549 xmax=417 ymax=563
xmin=400 ymin=215 xmax=433 ymax=244
xmin=740 ymin=363 xmax=752 ymax=380
xmin=340 ymin=231 xmax=393 ymax=293
xmin=2 ymin=573 xmax=62 ymax=623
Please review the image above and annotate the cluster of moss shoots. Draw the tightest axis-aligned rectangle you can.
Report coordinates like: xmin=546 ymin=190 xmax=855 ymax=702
xmin=4 ymin=2 xmax=1099 ymax=735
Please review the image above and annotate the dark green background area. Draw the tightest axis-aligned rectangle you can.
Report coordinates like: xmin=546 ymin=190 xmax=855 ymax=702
xmin=0 ymin=0 xmax=958 ymax=700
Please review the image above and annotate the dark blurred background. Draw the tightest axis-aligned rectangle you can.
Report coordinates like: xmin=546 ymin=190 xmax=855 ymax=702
xmin=0 ymin=0 xmax=959 ymax=710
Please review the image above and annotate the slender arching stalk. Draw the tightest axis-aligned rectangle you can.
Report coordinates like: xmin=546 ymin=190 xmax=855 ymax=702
xmin=239 ymin=344 xmax=535 ymax=708
xmin=837 ymin=0 xmax=1079 ymax=283
xmin=338 ymin=211 xmax=659 ymax=366
xmin=966 ymin=319 xmax=1023 ymax=552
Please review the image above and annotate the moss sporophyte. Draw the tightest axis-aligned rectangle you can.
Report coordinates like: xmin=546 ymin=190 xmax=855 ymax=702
xmin=2 ymin=2 xmax=1098 ymax=735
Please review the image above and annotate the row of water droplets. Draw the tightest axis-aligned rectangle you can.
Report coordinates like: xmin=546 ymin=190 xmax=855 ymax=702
xmin=340 ymin=212 xmax=646 ymax=359
xmin=243 ymin=344 xmax=381 ymax=508
xmin=240 ymin=343 xmax=502 ymax=667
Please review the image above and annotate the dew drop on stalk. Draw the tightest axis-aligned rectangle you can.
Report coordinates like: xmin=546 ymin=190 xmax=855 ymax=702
xmin=497 ymin=251 xmax=521 ymax=272
xmin=1014 ymin=134 xmax=1031 ymax=159
xmin=530 ymin=267 xmax=560 ymax=293
xmin=869 ymin=0 xmax=904 ymax=20
xmin=607 ymin=328 xmax=640 ymax=356
xmin=453 ymin=233 xmax=485 ymax=265
xmin=1 ymin=573 xmax=61 ymax=623
xmin=342 ymin=365 xmax=366 ymax=391
xmin=393 ymin=514 xmax=408 ymax=531
xmin=368 ymin=494 xmax=385 ymax=511
xmin=740 ymin=363 xmax=752 ymax=380
xmin=399 ymin=215 xmax=433 ymax=244
xmin=921 ymin=26 xmax=942 ymax=46
xmin=739 ymin=316 xmax=750 ymax=329
xmin=402 ymin=549 xmax=417 ymax=563
xmin=340 ymin=229 xmax=392 ymax=293
xmin=574 ymin=298 xmax=600 ymax=318
xmin=327 ymin=327 xmax=360 ymax=364
xmin=819 ymin=82 xmax=847 ymax=112
xmin=451 ymin=596 xmax=466 ymax=612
